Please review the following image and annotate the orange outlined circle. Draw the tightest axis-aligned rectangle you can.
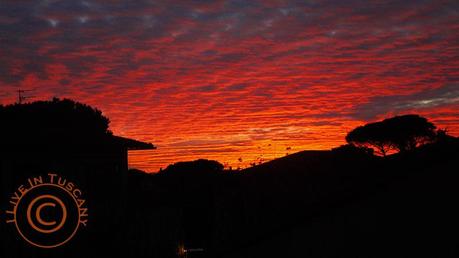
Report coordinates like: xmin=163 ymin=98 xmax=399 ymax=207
xmin=13 ymin=183 xmax=83 ymax=249
xmin=26 ymin=195 xmax=67 ymax=234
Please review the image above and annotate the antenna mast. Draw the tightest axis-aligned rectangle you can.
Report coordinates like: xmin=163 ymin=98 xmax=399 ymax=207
xmin=17 ymin=89 xmax=34 ymax=104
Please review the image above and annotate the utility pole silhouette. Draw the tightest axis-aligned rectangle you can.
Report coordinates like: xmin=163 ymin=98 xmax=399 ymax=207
xmin=17 ymin=90 xmax=34 ymax=104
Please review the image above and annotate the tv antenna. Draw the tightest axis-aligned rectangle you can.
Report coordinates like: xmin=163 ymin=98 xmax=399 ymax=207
xmin=17 ymin=89 xmax=35 ymax=104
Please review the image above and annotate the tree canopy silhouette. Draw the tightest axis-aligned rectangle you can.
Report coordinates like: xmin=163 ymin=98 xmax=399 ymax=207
xmin=161 ymin=159 xmax=224 ymax=175
xmin=0 ymin=98 xmax=112 ymax=147
xmin=346 ymin=114 xmax=437 ymax=156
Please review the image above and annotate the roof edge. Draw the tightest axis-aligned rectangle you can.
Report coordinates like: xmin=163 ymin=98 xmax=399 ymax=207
xmin=113 ymin=136 xmax=156 ymax=150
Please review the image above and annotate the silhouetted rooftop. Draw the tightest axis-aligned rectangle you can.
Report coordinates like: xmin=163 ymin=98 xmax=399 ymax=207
xmin=113 ymin=136 xmax=156 ymax=150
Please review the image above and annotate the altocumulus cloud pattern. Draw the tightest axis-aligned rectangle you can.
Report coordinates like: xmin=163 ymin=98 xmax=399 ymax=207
xmin=0 ymin=0 xmax=458 ymax=171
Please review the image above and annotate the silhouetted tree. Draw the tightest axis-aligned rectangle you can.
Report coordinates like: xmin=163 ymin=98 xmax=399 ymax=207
xmin=161 ymin=159 xmax=224 ymax=175
xmin=346 ymin=114 xmax=437 ymax=156
xmin=0 ymin=98 xmax=111 ymax=146
xmin=436 ymin=128 xmax=456 ymax=142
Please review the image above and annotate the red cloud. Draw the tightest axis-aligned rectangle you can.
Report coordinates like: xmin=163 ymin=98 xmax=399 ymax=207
xmin=1 ymin=0 xmax=458 ymax=171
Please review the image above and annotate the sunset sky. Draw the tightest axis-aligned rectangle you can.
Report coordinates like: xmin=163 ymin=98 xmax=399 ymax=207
xmin=1 ymin=0 xmax=458 ymax=172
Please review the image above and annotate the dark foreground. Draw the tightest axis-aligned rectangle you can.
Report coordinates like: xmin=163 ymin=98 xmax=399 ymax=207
xmin=127 ymin=138 xmax=459 ymax=258
xmin=1 ymin=138 xmax=458 ymax=258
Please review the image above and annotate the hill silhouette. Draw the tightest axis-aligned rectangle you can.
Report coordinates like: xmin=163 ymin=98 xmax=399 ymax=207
xmin=126 ymin=136 xmax=459 ymax=258
xmin=214 ymin=137 xmax=459 ymax=258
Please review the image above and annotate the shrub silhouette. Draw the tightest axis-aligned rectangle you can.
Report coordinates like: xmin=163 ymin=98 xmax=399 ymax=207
xmin=346 ymin=114 xmax=437 ymax=156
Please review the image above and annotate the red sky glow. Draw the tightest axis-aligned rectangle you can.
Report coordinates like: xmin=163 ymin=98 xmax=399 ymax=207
xmin=1 ymin=0 xmax=458 ymax=171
